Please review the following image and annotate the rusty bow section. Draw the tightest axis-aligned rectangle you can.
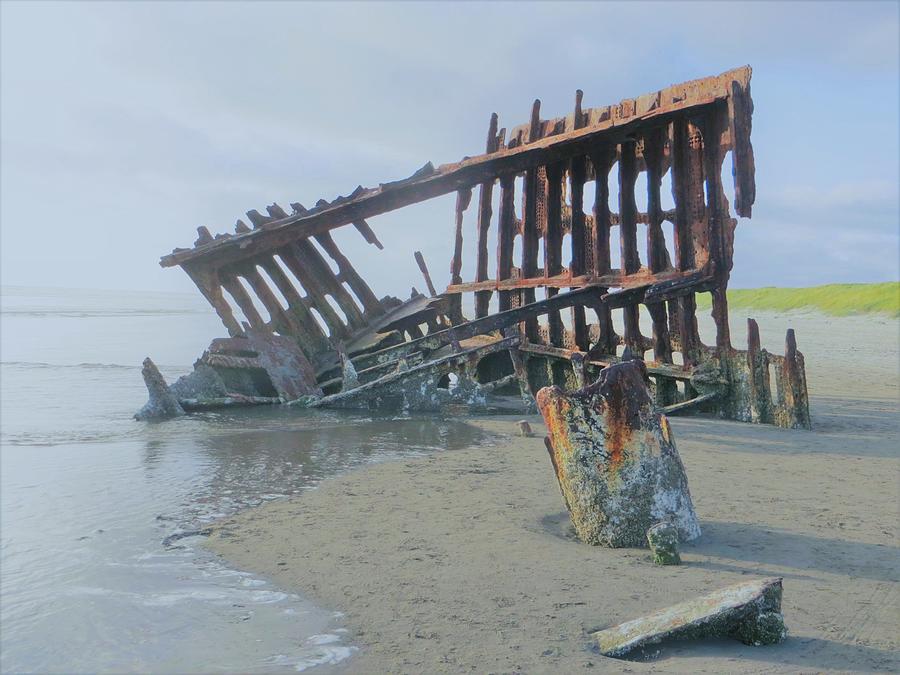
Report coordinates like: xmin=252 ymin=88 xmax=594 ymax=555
xmin=146 ymin=65 xmax=810 ymax=429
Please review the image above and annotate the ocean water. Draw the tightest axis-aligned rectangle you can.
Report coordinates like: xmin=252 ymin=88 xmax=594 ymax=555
xmin=0 ymin=286 xmax=486 ymax=673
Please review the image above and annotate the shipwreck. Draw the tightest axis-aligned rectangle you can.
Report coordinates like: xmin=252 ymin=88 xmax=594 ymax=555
xmin=140 ymin=65 xmax=810 ymax=430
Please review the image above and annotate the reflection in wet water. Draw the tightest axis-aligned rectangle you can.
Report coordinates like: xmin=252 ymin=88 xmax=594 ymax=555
xmin=2 ymin=405 xmax=487 ymax=674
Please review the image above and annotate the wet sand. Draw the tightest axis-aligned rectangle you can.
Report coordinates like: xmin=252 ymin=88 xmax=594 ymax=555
xmin=207 ymin=312 xmax=899 ymax=673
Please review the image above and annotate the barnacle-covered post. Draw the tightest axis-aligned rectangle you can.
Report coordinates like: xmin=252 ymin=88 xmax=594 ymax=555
xmin=537 ymin=361 xmax=700 ymax=547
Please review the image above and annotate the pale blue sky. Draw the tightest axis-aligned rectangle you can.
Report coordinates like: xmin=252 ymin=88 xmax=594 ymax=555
xmin=1 ymin=1 xmax=897 ymax=298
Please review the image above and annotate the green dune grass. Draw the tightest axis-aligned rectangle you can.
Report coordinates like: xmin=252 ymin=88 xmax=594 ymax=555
xmin=694 ymin=282 xmax=899 ymax=318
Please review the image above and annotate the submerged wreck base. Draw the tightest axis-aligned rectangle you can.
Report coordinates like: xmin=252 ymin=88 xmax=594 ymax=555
xmin=537 ymin=360 xmax=700 ymax=547
xmin=136 ymin=330 xmax=323 ymax=419
xmin=135 ymin=358 xmax=185 ymax=420
xmin=593 ymin=577 xmax=787 ymax=657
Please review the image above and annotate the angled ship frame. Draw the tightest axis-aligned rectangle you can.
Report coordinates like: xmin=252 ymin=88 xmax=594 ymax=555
xmin=148 ymin=65 xmax=810 ymax=429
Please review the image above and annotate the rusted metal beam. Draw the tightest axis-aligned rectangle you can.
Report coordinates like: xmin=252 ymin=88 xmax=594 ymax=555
xmin=544 ymin=162 xmax=566 ymax=347
xmin=449 ymin=187 xmax=473 ymax=323
xmin=521 ymin=99 xmax=544 ymax=342
xmin=496 ymin=175 xmax=517 ymax=312
xmin=160 ymin=67 xmax=752 ymax=271
xmin=727 ymin=77 xmax=755 ymax=218
xmin=618 ymin=141 xmax=643 ymax=354
xmin=220 ymin=276 xmax=266 ymax=330
xmin=346 ymin=285 xmax=608 ymax=371
xmin=276 ymin=245 xmax=348 ymax=339
xmin=698 ymin=108 xmax=733 ymax=351
xmin=516 ymin=341 xmax=692 ymax=382
xmin=413 ymin=250 xmax=438 ymax=298
xmin=642 ymin=126 xmax=674 ymax=372
xmin=304 ymin=335 xmax=521 ymax=409
xmin=183 ymin=266 xmax=242 ymax=337
xmin=353 ymin=219 xmax=384 ymax=249
xmin=151 ymin=66 xmax=812 ymax=430
xmin=236 ymin=265 xmax=297 ymax=337
xmin=475 ymin=113 xmax=500 ymax=318
xmin=255 ymin=256 xmax=330 ymax=352
xmin=671 ymin=118 xmax=705 ymax=366
xmin=313 ymin=232 xmax=384 ymax=317
xmin=569 ymin=90 xmax=590 ymax=352
xmin=776 ymin=328 xmax=811 ymax=429
xmin=589 ymin=145 xmax=618 ymax=355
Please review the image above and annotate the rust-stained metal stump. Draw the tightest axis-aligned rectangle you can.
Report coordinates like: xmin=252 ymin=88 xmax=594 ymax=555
xmin=537 ymin=361 xmax=700 ymax=547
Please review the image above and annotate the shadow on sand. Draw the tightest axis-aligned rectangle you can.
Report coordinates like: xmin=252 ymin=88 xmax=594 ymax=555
xmin=689 ymin=520 xmax=898 ymax=584
xmin=615 ymin=635 xmax=898 ymax=672
xmin=668 ymin=394 xmax=898 ymax=459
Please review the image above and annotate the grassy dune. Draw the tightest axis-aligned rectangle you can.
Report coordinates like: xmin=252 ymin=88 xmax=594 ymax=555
xmin=695 ymin=282 xmax=899 ymax=317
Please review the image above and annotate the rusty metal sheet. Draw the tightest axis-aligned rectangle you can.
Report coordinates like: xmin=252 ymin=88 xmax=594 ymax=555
xmin=206 ymin=329 xmax=322 ymax=400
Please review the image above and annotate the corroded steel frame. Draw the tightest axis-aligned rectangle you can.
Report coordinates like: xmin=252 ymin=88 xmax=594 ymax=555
xmin=157 ymin=66 xmax=810 ymax=428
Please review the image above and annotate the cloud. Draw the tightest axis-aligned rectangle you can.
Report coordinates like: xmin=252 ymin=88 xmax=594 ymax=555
xmin=1 ymin=1 xmax=898 ymax=296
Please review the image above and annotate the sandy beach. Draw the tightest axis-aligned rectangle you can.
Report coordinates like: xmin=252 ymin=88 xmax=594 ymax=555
xmin=207 ymin=312 xmax=899 ymax=673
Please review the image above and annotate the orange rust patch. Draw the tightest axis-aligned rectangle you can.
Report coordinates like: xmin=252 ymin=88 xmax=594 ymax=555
xmin=660 ymin=415 xmax=671 ymax=444
xmin=603 ymin=395 xmax=634 ymax=476
xmin=541 ymin=393 xmax=574 ymax=485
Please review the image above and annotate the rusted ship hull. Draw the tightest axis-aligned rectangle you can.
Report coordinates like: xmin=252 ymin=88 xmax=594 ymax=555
xmin=141 ymin=65 xmax=810 ymax=429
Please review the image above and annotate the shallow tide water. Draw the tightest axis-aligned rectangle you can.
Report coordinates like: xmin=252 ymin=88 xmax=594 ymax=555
xmin=0 ymin=286 xmax=486 ymax=673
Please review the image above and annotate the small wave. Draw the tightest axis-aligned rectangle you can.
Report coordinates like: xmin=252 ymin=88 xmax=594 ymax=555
xmin=0 ymin=361 xmax=184 ymax=371
xmin=1 ymin=309 xmax=212 ymax=318
xmin=265 ymin=639 xmax=357 ymax=672
xmin=1 ymin=428 xmax=140 ymax=447
xmin=307 ymin=634 xmax=341 ymax=646
xmin=294 ymin=643 xmax=357 ymax=671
